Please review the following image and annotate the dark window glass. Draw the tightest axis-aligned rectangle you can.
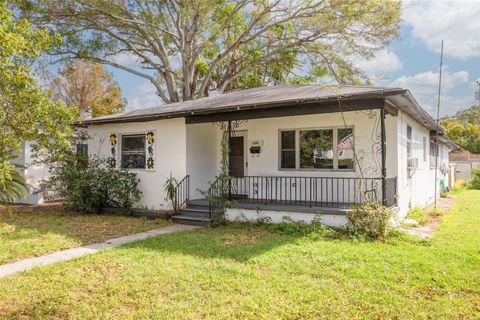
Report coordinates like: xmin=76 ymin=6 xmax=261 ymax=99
xmin=280 ymin=130 xmax=296 ymax=169
xmin=281 ymin=131 xmax=295 ymax=149
xmin=281 ymin=150 xmax=296 ymax=169
xmin=300 ymin=129 xmax=333 ymax=169
xmin=76 ymin=144 xmax=88 ymax=157
xmin=337 ymin=128 xmax=354 ymax=169
xmin=121 ymin=134 xmax=146 ymax=169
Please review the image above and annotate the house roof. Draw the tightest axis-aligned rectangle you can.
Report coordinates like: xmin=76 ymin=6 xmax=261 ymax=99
xmin=80 ymin=84 xmax=441 ymax=132
xmin=449 ymin=151 xmax=480 ymax=161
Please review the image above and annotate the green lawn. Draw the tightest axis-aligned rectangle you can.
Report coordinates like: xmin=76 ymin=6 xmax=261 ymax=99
xmin=0 ymin=191 xmax=479 ymax=319
xmin=0 ymin=210 xmax=170 ymax=265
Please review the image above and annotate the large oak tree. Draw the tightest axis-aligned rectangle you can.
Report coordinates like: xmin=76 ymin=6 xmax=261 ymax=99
xmin=16 ymin=0 xmax=401 ymax=104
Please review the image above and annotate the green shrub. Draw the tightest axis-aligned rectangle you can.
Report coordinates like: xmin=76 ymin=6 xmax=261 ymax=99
xmin=347 ymin=202 xmax=393 ymax=240
xmin=468 ymin=168 xmax=480 ymax=190
xmin=44 ymin=155 xmax=141 ymax=213
xmin=407 ymin=206 xmax=428 ymax=225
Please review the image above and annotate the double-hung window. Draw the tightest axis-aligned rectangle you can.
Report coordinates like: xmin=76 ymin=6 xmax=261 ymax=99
xmin=280 ymin=127 xmax=354 ymax=170
xmin=121 ymin=134 xmax=146 ymax=169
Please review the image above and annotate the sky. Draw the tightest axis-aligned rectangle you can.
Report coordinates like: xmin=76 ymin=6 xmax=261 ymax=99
xmin=106 ymin=0 xmax=480 ymax=118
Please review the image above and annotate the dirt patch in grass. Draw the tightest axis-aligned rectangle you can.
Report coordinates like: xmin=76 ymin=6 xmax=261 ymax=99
xmin=405 ymin=194 xmax=457 ymax=238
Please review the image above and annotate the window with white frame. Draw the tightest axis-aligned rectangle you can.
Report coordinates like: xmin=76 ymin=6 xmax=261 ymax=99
xmin=121 ymin=134 xmax=146 ymax=169
xmin=429 ymin=141 xmax=438 ymax=169
xmin=423 ymin=136 xmax=427 ymax=162
xmin=280 ymin=127 xmax=354 ymax=170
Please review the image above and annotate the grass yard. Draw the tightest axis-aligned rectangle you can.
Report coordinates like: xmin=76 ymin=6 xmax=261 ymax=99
xmin=0 ymin=210 xmax=170 ymax=265
xmin=0 ymin=190 xmax=479 ymax=319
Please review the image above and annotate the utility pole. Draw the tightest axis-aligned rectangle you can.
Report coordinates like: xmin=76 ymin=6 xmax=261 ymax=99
xmin=434 ymin=41 xmax=444 ymax=212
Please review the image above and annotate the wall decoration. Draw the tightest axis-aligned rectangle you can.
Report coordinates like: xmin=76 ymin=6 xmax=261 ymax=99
xmin=146 ymin=130 xmax=155 ymax=170
xmin=109 ymin=133 xmax=117 ymax=168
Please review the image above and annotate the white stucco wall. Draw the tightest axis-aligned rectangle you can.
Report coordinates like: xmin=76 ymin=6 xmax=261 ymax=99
xmin=186 ymin=123 xmax=220 ymax=199
xmin=211 ymin=111 xmax=397 ymax=179
xmin=87 ymin=118 xmax=187 ymax=210
xmin=225 ymin=208 xmax=348 ymax=228
xmin=12 ymin=141 xmax=49 ymax=204
xmin=395 ymin=110 xmax=450 ymax=217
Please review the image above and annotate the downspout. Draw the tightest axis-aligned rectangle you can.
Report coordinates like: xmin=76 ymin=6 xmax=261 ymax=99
xmin=380 ymin=105 xmax=387 ymax=206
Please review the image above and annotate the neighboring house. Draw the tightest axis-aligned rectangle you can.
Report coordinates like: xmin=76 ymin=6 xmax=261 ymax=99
xmin=449 ymin=152 xmax=480 ymax=181
xmin=82 ymin=85 xmax=455 ymax=226
xmin=11 ymin=141 xmax=50 ymax=204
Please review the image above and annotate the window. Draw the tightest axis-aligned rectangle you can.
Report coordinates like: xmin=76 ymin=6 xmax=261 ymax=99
xmin=300 ymin=129 xmax=334 ymax=169
xmin=280 ymin=131 xmax=295 ymax=169
xmin=429 ymin=141 xmax=438 ymax=168
xmin=121 ymin=134 xmax=146 ymax=169
xmin=76 ymin=143 xmax=88 ymax=158
xmin=423 ymin=136 xmax=427 ymax=162
xmin=280 ymin=127 xmax=354 ymax=170
xmin=337 ymin=128 xmax=354 ymax=169
xmin=406 ymin=125 xmax=412 ymax=160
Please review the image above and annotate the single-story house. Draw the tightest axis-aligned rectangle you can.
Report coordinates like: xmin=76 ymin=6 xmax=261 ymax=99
xmin=82 ymin=85 xmax=454 ymax=226
xmin=449 ymin=151 xmax=480 ymax=182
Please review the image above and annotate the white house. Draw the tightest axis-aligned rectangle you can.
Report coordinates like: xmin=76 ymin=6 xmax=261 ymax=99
xmin=11 ymin=141 xmax=50 ymax=205
xmin=83 ymin=85 xmax=454 ymax=226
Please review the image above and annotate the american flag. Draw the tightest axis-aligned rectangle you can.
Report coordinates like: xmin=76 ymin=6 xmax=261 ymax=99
xmin=338 ymin=134 xmax=352 ymax=150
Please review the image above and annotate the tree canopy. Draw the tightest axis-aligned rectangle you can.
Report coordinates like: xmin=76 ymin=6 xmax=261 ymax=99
xmin=51 ymin=60 xmax=126 ymax=117
xmin=442 ymin=106 xmax=480 ymax=154
xmin=0 ymin=0 xmax=74 ymax=200
xmin=16 ymin=0 xmax=401 ymax=104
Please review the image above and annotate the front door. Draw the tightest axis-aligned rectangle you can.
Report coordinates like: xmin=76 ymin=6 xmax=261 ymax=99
xmin=229 ymin=136 xmax=244 ymax=177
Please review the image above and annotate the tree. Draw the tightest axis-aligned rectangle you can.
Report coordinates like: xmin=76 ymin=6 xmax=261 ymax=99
xmin=16 ymin=0 xmax=401 ymax=104
xmin=442 ymin=119 xmax=480 ymax=154
xmin=0 ymin=0 xmax=74 ymax=201
xmin=455 ymin=105 xmax=480 ymax=125
xmin=51 ymin=60 xmax=126 ymax=117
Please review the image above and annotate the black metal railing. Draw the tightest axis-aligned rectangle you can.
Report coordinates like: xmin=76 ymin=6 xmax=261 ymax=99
xmin=207 ymin=176 xmax=228 ymax=218
xmin=174 ymin=175 xmax=190 ymax=211
xmin=226 ymin=176 xmax=397 ymax=208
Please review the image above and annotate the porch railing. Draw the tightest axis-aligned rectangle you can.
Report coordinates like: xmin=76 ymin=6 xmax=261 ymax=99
xmin=228 ymin=176 xmax=397 ymax=208
xmin=174 ymin=175 xmax=190 ymax=211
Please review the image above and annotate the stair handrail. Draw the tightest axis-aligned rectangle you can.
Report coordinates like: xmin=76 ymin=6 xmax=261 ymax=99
xmin=207 ymin=176 xmax=226 ymax=219
xmin=174 ymin=175 xmax=190 ymax=211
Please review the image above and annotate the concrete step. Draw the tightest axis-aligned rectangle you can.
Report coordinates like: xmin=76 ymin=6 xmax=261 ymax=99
xmin=172 ymin=215 xmax=212 ymax=226
xmin=179 ymin=208 xmax=211 ymax=218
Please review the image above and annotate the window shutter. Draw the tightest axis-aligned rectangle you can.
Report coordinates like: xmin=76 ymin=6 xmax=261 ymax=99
xmin=146 ymin=131 xmax=156 ymax=171
xmin=109 ymin=133 xmax=118 ymax=169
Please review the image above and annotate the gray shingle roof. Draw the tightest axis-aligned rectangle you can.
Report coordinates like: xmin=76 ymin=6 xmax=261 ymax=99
xmin=82 ymin=84 xmax=407 ymax=124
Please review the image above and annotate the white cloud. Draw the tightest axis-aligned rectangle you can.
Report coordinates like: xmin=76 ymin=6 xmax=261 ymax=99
xmin=126 ymin=81 xmax=163 ymax=110
xmin=356 ymin=49 xmax=402 ymax=77
xmin=390 ymin=69 xmax=475 ymax=115
xmin=403 ymin=0 xmax=480 ymax=59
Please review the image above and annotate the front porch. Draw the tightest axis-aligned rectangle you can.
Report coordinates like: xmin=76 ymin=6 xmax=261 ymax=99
xmin=172 ymin=174 xmax=398 ymax=226
xmin=173 ymin=92 xmax=399 ymax=225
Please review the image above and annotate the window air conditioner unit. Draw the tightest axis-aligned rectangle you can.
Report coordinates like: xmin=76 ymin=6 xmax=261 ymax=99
xmin=408 ymin=158 xmax=418 ymax=170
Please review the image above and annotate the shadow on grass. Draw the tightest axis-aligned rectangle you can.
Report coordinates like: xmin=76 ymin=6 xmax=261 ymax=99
xmin=121 ymin=223 xmax=348 ymax=262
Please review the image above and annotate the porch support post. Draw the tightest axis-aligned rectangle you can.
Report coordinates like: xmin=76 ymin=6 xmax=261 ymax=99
xmin=380 ymin=106 xmax=387 ymax=206
xmin=227 ymin=120 xmax=232 ymax=201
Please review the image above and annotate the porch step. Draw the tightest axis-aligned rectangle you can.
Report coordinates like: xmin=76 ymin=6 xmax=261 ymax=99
xmin=172 ymin=215 xmax=212 ymax=226
xmin=178 ymin=208 xmax=211 ymax=218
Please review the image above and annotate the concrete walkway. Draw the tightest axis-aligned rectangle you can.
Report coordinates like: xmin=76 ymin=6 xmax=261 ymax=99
xmin=0 ymin=224 xmax=199 ymax=279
